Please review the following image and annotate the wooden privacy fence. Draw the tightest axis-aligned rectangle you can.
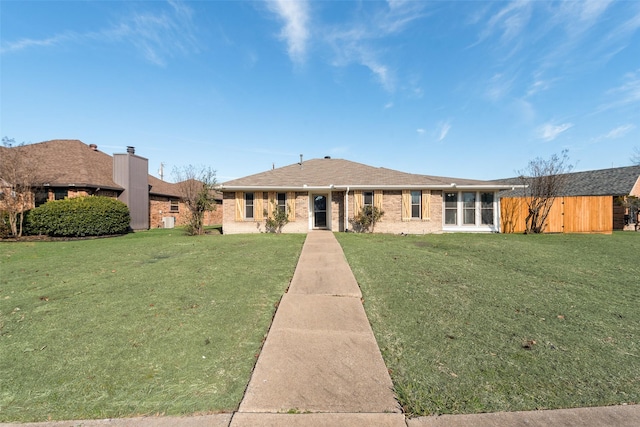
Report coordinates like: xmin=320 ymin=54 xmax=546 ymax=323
xmin=500 ymin=196 xmax=613 ymax=234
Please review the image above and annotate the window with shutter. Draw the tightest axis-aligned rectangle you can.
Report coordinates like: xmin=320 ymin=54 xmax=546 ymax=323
xmin=245 ymin=192 xmax=254 ymax=219
xmin=422 ymin=190 xmax=431 ymax=221
xmin=287 ymin=192 xmax=296 ymax=221
xmin=401 ymin=190 xmax=411 ymax=221
xmin=235 ymin=192 xmax=244 ymax=221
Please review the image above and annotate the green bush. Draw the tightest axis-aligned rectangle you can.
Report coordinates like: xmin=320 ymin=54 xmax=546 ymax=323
xmin=25 ymin=196 xmax=130 ymax=237
xmin=0 ymin=212 xmax=10 ymax=238
xmin=264 ymin=204 xmax=290 ymax=233
xmin=350 ymin=205 xmax=384 ymax=233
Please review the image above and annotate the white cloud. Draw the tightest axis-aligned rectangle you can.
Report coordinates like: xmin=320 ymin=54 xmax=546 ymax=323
xmin=475 ymin=0 xmax=532 ymax=48
xmin=384 ymin=102 xmax=394 ymax=109
xmin=362 ymin=57 xmax=393 ymax=92
xmin=437 ymin=120 xmax=452 ymax=141
xmin=0 ymin=33 xmax=73 ymax=53
xmin=0 ymin=1 xmax=200 ymax=66
xmin=323 ymin=1 xmax=426 ymax=92
xmin=326 ymin=28 xmax=396 ymax=92
xmin=266 ymin=0 xmax=310 ymax=64
xmin=601 ymin=124 xmax=636 ymax=140
xmin=416 ymin=128 xmax=426 ymax=135
xmin=538 ymin=122 xmax=574 ymax=141
xmin=600 ymin=68 xmax=640 ymax=112
xmin=486 ymin=72 xmax=516 ymax=101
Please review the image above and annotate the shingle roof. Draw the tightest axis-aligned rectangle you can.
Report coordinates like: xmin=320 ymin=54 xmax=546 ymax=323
xmin=148 ymin=175 xmax=181 ymax=197
xmin=5 ymin=139 xmax=122 ymax=190
xmin=561 ymin=166 xmax=640 ymax=196
xmin=152 ymin=177 xmax=222 ymax=201
xmin=2 ymin=139 xmax=194 ymax=198
xmin=222 ymin=158 xmax=499 ymax=189
xmin=497 ymin=165 xmax=640 ymax=197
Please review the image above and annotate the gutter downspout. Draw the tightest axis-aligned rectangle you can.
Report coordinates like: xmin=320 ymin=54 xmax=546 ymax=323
xmin=345 ymin=186 xmax=350 ymax=232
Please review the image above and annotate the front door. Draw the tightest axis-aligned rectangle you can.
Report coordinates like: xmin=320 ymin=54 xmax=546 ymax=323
xmin=313 ymin=194 xmax=327 ymax=228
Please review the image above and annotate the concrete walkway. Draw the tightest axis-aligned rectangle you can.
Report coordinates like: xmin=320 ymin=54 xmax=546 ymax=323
xmin=230 ymin=230 xmax=404 ymax=426
xmin=3 ymin=231 xmax=638 ymax=426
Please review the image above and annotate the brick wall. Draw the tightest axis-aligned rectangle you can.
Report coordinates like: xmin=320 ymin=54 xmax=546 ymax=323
xmin=223 ymin=189 xmax=445 ymax=234
xmin=223 ymin=191 xmax=308 ymax=234
xmin=346 ymin=190 xmax=443 ymax=234
xmin=150 ymin=196 xmax=222 ymax=229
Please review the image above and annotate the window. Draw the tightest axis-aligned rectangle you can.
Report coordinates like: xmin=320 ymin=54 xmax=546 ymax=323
xmin=170 ymin=199 xmax=179 ymax=213
xmin=277 ymin=192 xmax=286 ymax=214
xmin=463 ymin=192 xmax=476 ymax=225
xmin=54 ymin=189 xmax=67 ymax=200
xmin=411 ymin=191 xmax=421 ymax=218
xmin=481 ymin=193 xmax=494 ymax=225
xmin=444 ymin=192 xmax=458 ymax=225
xmin=245 ymin=192 xmax=254 ymax=219
xmin=363 ymin=191 xmax=373 ymax=207
xmin=444 ymin=191 xmax=497 ymax=228
xmin=35 ymin=190 xmax=48 ymax=207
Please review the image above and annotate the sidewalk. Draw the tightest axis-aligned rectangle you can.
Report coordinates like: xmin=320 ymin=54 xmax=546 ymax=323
xmin=3 ymin=231 xmax=638 ymax=427
xmin=231 ymin=230 xmax=404 ymax=426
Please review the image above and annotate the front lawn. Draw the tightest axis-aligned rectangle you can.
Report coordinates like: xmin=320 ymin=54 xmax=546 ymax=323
xmin=336 ymin=232 xmax=640 ymax=416
xmin=0 ymin=229 xmax=305 ymax=422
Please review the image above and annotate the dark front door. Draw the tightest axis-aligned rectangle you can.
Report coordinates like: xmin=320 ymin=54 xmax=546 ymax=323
xmin=313 ymin=194 xmax=327 ymax=228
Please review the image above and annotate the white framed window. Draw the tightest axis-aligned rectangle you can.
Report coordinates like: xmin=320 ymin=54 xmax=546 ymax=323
xmin=411 ymin=190 xmax=421 ymax=219
xmin=443 ymin=191 xmax=497 ymax=230
xmin=170 ymin=199 xmax=179 ymax=213
xmin=277 ymin=192 xmax=286 ymax=214
xmin=463 ymin=192 xmax=476 ymax=225
xmin=245 ymin=192 xmax=254 ymax=219
xmin=363 ymin=191 xmax=373 ymax=207
xmin=481 ymin=193 xmax=494 ymax=225
xmin=444 ymin=192 xmax=458 ymax=225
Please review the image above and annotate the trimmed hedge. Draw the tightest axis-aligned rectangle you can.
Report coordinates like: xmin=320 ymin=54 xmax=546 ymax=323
xmin=25 ymin=196 xmax=131 ymax=237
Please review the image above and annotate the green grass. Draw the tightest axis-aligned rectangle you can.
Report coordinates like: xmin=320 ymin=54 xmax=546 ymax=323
xmin=0 ymin=229 xmax=305 ymax=422
xmin=336 ymin=232 xmax=640 ymax=417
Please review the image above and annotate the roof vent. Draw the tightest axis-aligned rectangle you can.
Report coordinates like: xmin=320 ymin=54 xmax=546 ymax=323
xmin=324 ymin=156 xmax=331 ymax=159
xmin=89 ymin=144 xmax=98 ymax=151
xmin=126 ymin=146 xmax=135 ymax=155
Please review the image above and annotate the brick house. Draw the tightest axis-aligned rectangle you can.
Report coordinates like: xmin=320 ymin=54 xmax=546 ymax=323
xmin=0 ymin=140 xmax=222 ymax=230
xmin=220 ymin=157 xmax=516 ymax=234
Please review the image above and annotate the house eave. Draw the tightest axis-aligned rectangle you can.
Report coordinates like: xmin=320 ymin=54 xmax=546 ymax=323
xmin=43 ymin=183 xmax=123 ymax=192
xmin=220 ymin=184 xmax=522 ymax=192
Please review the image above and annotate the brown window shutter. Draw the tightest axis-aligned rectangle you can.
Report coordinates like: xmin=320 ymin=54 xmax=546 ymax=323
xmin=402 ymin=190 xmax=410 ymax=222
xmin=267 ymin=192 xmax=276 ymax=219
xmin=287 ymin=192 xmax=296 ymax=221
xmin=354 ymin=190 xmax=363 ymax=214
xmin=374 ymin=191 xmax=383 ymax=211
xmin=422 ymin=190 xmax=431 ymax=221
xmin=255 ymin=192 xmax=264 ymax=221
xmin=235 ymin=192 xmax=244 ymax=221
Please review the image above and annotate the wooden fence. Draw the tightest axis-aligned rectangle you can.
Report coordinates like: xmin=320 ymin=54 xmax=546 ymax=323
xmin=500 ymin=196 xmax=613 ymax=234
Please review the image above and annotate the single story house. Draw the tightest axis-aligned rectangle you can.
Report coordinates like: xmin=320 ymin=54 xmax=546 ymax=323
xmin=220 ymin=157 xmax=518 ymax=234
xmin=498 ymin=165 xmax=640 ymax=233
xmin=0 ymin=139 xmax=222 ymax=230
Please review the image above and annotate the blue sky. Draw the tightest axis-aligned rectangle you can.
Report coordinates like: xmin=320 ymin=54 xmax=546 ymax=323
xmin=1 ymin=0 xmax=639 ymax=182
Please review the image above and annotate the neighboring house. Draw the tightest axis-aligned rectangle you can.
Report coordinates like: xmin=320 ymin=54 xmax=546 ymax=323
xmin=0 ymin=140 xmax=222 ymax=230
xmin=220 ymin=157 xmax=516 ymax=234
xmin=498 ymin=165 xmax=640 ymax=233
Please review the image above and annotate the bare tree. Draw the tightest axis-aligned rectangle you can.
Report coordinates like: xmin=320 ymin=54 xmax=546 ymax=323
xmin=0 ymin=137 xmax=46 ymax=237
xmin=632 ymin=147 xmax=640 ymax=165
xmin=172 ymin=165 xmax=217 ymax=235
xmin=518 ymin=150 xmax=573 ymax=234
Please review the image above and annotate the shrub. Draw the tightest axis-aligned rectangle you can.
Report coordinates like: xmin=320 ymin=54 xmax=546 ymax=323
xmin=0 ymin=212 xmax=10 ymax=239
xmin=350 ymin=206 xmax=384 ymax=233
xmin=264 ymin=205 xmax=290 ymax=233
xmin=25 ymin=196 xmax=130 ymax=237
